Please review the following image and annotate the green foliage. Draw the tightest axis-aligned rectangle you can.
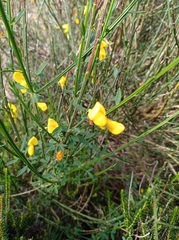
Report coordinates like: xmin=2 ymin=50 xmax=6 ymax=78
xmin=0 ymin=0 xmax=179 ymax=239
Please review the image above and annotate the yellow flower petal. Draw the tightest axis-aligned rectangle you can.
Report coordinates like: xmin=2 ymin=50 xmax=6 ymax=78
xmin=8 ymin=103 xmax=17 ymax=113
xmin=93 ymin=113 xmax=107 ymax=128
xmin=28 ymin=145 xmax=34 ymax=156
xmin=62 ymin=24 xmax=69 ymax=34
xmin=88 ymin=102 xmax=107 ymax=128
xmin=99 ymin=47 xmax=107 ymax=61
xmin=106 ymin=118 xmax=125 ymax=135
xmin=37 ymin=102 xmax=48 ymax=111
xmin=75 ymin=18 xmax=80 ymax=25
xmin=20 ymin=80 xmax=28 ymax=93
xmin=88 ymin=102 xmax=106 ymax=121
xmin=56 ymin=150 xmax=64 ymax=161
xmin=55 ymin=26 xmax=60 ymax=30
xmin=13 ymin=71 xmax=25 ymax=83
xmin=47 ymin=118 xmax=59 ymax=133
xmin=58 ymin=76 xmax=67 ymax=90
xmin=13 ymin=71 xmax=28 ymax=93
xmin=101 ymin=40 xmax=109 ymax=49
xmin=8 ymin=103 xmax=18 ymax=119
xmin=28 ymin=136 xmax=38 ymax=146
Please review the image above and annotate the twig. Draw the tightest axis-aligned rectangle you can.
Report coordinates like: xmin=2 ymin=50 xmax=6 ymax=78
xmin=86 ymin=0 xmax=109 ymax=74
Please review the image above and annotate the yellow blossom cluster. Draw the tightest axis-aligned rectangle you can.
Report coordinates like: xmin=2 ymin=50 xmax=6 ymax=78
xmin=88 ymin=102 xmax=125 ymax=135
xmin=12 ymin=72 xmax=63 ymax=159
xmin=27 ymin=118 xmax=60 ymax=157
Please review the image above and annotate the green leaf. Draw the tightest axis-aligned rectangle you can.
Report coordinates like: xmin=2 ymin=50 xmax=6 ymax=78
xmin=73 ymin=99 xmax=85 ymax=111
xmin=72 ymin=52 xmax=78 ymax=65
xmin=32 ymin=93 xmax=40 ymax=102
xmin=14 ymin=8 xmax=26 ymax=24
xmin=113 ymin=67 xmax=119 ymax=79
xmin=35 ymin=60 xmax=49 ymax=75
xmin=6 ymin=159 xmax=18 ymax=166
xmin=80 ymin=21 xmax=86 ymax=36
xmin=17 ymin=166 xmax=27 ymax=177
xmin=115 ymin=88 xmax=121 ymax=105
xmin=20 ymin=133 xmax=27 ymax=151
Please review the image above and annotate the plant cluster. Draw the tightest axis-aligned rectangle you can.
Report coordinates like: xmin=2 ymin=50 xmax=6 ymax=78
xmin=0 ymin=0 xmax=179 ymax=239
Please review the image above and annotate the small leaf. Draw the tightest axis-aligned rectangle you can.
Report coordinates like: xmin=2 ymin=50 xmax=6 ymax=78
xmin=72 ymin=52 xmax=78 ymax=65
xmin=20 ymin=133 xmax=27 ymax=151
xmin=73 ymin=102 xmax=85 ymax=111
xmin=80 ymin=21 xmax=86 ymax=36
xmin=115 ymin=88 xmax=121 ymax=105
xmin=113 ymin=67 xmax=119 ymax=79
xmin=17 ymin=166 xmax=27 ymax=176
xmin=6 ymin=159 xmax=18 ymax=166
xmin=14 ymin=8 xmax=26 ymax=24
xmin=35 ymin=60 xmax=49 ymax=75
xmin=73 ymin=99 xmax=85 ymax=111
xmin=32 ymin=93 xmax=40 ymax=102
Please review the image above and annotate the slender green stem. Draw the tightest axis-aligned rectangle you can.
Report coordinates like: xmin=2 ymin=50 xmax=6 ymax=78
xmin=153 ymin=190 xmax=159 ymax=240
xmin=23 ymin=1 xmax=31 ymax=81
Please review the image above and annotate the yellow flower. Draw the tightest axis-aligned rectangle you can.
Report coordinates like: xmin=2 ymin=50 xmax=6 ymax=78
xmin=28 ymin=136 xmax=38 ymax=146
xmin=47 ymin=118 xmax=59 ymax=133
xmin=55 ymin=26 xmax=60 ymax=30
xmin=28 ymin=145 xmax=34 ymax=156
xmin=106 ymin=118 xmax=125 ymax=135
xmin=99 ymin=47 xmax=107 ymax=61
xmin=83 ymin=5 xmax=87 ymax=15
xmin=58 ymin=76 xmax=67 ymax=90
xmin=101 ymin=40 xmax=109 ymax=49
xmin=75 ymin=18 xmax=80 ymax=25
xmin=8 ymin=103 xmax=18 ymax=119
xmin=13 ymin=71 xmax=24 ymax=84
xmin=56 ymin=150 xmax=64 ymax=161
xmin=62 ymin=24 xmax=69 ymax=34
xmin=99 ymin=40 xmax=109 ymax=61
xmin=19 ymin=80 xmax=28 ymax=93
xmin=13 ymin=71 xmax=28 ymax=93
xmin=28 ymin=136 xmax=38 ymax=156
xmin=88 ymin=102 xmax=107 ymax=129
xmin=37 ymin=102 xmax=48 ymax=111
xmin=88 ymin=102 xmax=125 ymax=135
